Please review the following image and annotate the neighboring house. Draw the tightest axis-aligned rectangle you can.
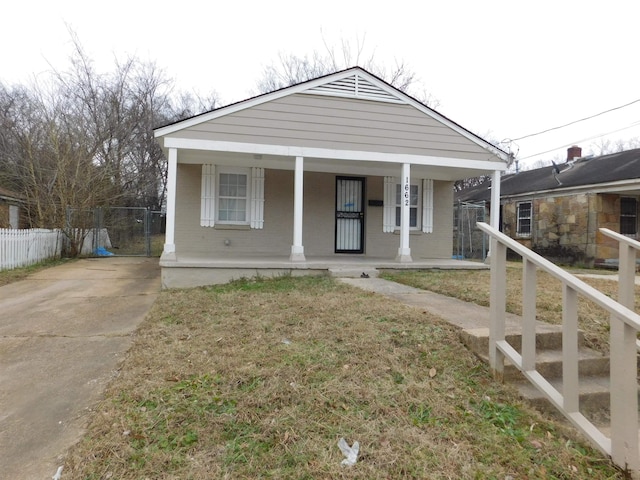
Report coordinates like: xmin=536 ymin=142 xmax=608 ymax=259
xmin=456 ymin=146 xmax=640 ymax=267
xmin=0 ymin=186 xmax=25 ymax=229
xmin=154 ymin=67 xmax=508 ymax=288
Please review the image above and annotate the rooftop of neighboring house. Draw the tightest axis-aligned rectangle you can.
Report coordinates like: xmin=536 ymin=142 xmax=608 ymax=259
xmin=0 ymin=186 xmax=25 ymax=202
xmin=456 ymin=146 xmax=640 ymax=203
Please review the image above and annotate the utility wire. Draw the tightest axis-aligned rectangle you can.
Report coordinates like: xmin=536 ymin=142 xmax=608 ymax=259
xmin=511 ymin=98 xmax=640 ymax=141
xmin=518 ymin=120 xmax=640 ymax=161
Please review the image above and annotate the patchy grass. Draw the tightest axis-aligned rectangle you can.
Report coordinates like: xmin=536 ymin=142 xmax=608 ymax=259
xmin=382 ymin=264 xmax=640 ymax=354
xmin=0 ymin=257 xmax=73 ymax=287
xmin=64 ymin=275 xmax=624 ymax=479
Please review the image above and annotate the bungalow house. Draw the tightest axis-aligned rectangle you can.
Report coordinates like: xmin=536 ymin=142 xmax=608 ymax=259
xmin=456 ymin=146 xmax=640 ymax=267
xmin=154 ymin=67 xmax=508 ymax=288
xmin=0 ymin=186 xmax=25 ymax=229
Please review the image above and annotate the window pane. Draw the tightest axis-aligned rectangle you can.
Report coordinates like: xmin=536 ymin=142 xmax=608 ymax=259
xmin=621 ymin=198 xmax=636 ymax=215
xmin=395 ymin=184 xmax=401 ymax=205
xmin=410 ymin=207 xmax=417 ymax=227
xmin=410 ymin=185 xmax=419 ymax=206
xmin=395 ymin=207 xmax=401 ymax=227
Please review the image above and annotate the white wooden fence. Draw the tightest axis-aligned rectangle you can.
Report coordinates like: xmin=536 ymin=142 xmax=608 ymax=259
xmin=0 ymin=228 xmax=64 ymax=271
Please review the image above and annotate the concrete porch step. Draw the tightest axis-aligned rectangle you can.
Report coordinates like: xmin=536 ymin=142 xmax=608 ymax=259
xmin=460 ymin=323 xmax=580 ymax=353
xmin=514 ymin=375 xmax=640 ymax=424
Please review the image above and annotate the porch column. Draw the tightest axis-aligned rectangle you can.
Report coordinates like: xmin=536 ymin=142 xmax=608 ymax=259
xmin=485 ymin=169 xmax=501 ymax=263
xmin=490 ymin=169 xmax=501 ymax=229
xmin=396 ymin=163 xmax=413 ymax=263
xmin=290 ymin=155 xmax=306 ymax=261
xmin=163 ymin=147 xmax=177 ymax=259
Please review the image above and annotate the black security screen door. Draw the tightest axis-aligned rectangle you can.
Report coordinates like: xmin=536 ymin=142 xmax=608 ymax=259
xmin=335 ymin=176 xmax=365 ymax=253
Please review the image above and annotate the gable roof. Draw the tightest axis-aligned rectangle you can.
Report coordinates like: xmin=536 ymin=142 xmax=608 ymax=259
xmin=155 ymin=66 xmax=508 ymax=162
xmin=457 ymin=148 xmax=640 ymax=202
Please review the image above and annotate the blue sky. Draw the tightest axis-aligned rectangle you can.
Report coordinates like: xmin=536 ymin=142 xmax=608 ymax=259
xmin=2 ymin=0 xmax=639 ymax=167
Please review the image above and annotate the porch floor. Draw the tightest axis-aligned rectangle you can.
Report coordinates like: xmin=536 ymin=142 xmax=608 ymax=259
xmin=159 ymin=253 xmax=488 ymax=288
xmin=161 ymin=253 xmax=487 ymax=271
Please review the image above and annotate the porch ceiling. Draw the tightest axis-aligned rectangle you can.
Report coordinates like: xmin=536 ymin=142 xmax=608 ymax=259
xmin=174 ymin=148 xmax=498 ymax=182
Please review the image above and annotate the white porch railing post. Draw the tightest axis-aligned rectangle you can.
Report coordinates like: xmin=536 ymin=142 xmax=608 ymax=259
xmin=521 ymin=258 xmax=537 ymax=371
xmin=489 ymin=236 xmax=506 ymax=379
xmin=562 ymin=285 xmax=579 ymax=413
xmin=610 ymin=241 xmax=639 ymax=471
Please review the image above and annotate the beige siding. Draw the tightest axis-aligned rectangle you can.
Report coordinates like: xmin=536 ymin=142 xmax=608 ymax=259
xmin=168 ymin=94 xmax=497 ymax=161
xmin=175 ymin=165 xmax=453 ymax=259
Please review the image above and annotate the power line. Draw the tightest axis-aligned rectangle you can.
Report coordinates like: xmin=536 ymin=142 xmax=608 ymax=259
xmin=518 ymin=120 xmax=640 ymax=161
xmin=511 ymin=98 xmax=640 ymax=142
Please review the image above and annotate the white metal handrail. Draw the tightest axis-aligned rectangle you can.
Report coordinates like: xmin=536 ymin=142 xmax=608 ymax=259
xmin=477 ymin=222 xmax=640 ymax=473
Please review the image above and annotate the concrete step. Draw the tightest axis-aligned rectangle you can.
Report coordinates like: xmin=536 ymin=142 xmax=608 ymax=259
xmin=460 ymin=323 xmax=581 ymax=353
xmin=513 ymin=375 xmax=640 ymax=424
xmin=328 ymin=267 xmax=379 ymax=278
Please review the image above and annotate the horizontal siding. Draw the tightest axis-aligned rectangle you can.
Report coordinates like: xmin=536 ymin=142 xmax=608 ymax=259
xmin=170 ymin=94 xmax=496 ymax=161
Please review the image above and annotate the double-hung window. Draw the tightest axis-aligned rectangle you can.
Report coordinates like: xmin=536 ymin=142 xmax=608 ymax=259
xmin=200 ymin=165 xmax=264 ymax=229
xmin=218 ymin=171 xmax=249 ymax=224
xmin=383 ymin=177 xmax=433 ymax=233
xmin=620 ymin=197 xmax=638 ymax=236
xmin=516 ymin=201 xmax=532 ymax=237
xmin=395 ymin=183 xmax=420 ymax=229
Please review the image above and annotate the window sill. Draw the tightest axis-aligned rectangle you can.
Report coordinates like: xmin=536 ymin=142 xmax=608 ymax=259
xmin=392 ymin=230 xmax=423 ymax=235
xmin=213 ymin=224 xmax=251 ymax=230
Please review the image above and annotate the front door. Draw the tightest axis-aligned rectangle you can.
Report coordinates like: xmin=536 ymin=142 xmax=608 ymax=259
xmin=335 ymin=176 xmax=365 ymax=253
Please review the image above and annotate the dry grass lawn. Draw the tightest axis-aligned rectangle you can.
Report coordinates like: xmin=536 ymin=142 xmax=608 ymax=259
xmin=383 ymin=263 xmax=640 ymax=355
xmin=62 ymin=274 xmax=625 ymax=479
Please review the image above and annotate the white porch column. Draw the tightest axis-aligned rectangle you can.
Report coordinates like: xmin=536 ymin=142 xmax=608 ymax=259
xmin=290 ymin=155 xmax=306 ymax=261
xmin=163 ymin=147 xmax=177 ymax=260
xmin=485 ymin=169 xmax=501 ymax=263
xmin=396 ymin=163 xmax=413 ymax=263
xmin=490 ymin=169 xmax=501 ymax=229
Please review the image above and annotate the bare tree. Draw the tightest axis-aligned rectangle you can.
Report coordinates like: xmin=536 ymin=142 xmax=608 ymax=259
xmin=255 ymin=36 xmax=439 ymax=108
xmin=0 ymin=32 xmax=219 ymax=254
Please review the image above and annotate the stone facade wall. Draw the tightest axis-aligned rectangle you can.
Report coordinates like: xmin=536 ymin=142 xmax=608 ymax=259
xmin=501 ymin=193 xmax=600 ymax=266
xmin=595 ymin=194 xmax=625 ymax=264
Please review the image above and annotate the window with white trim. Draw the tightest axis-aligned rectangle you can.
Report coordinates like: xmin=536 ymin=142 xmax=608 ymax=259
xmin=516 ymin=201 xmax=532 ymax=237
xmin=383 ymin=177 xmax=433 ymax=233
xmin=395 ymin=183 xmax=420 ymax=229
xmin=218 ymin=170 xmax=249 ymax=223
xmin=620 ymin=197 xmax=638 ymax=236
xmin=200 ymin=165 xmax=264 ymax=228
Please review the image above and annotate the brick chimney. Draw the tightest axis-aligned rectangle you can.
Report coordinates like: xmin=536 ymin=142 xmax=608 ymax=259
xmin=567 ymin=145 xmax=582 ymax=162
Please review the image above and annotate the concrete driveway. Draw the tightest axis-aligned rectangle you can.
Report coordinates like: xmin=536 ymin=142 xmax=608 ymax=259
xmin=0 ymin=257 xmax=160 ymax=479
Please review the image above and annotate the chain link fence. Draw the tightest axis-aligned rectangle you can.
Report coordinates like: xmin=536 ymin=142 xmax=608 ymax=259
xmin=65 ymin=206 xmax=165 ymax=257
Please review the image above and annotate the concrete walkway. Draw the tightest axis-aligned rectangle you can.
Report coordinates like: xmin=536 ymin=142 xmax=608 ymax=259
xmin=0 ymin=257 xmax=160 ymax=480
xmin=338 ymin=276 xmax=560 ymax=338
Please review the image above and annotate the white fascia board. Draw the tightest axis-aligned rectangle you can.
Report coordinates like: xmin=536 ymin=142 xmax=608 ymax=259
xmin=163 ymin=137 xmax=507 ymax=172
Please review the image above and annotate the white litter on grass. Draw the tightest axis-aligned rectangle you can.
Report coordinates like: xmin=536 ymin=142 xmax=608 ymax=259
xmin=281 ymin=338 xmax=291 ymax=345
xmin=337 ymin=437 xmax=359 ymax=466
xmin=52 ymin=465 xmax=63 ymax=479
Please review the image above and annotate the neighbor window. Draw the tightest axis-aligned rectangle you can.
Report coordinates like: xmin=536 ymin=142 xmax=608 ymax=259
xmin=395 ymin=183 xmax=420 ymax=229
xmin=620 ymin=197 xmax=638 ymax=236
xmin=217 ymin=170 xmax=249 ymax=224
xmin=516 ymin=201 xmax=532 ymax=237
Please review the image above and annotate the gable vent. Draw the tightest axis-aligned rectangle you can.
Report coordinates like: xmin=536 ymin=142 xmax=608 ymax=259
xmin=303 ymin=73 xmax=404 ymax=103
